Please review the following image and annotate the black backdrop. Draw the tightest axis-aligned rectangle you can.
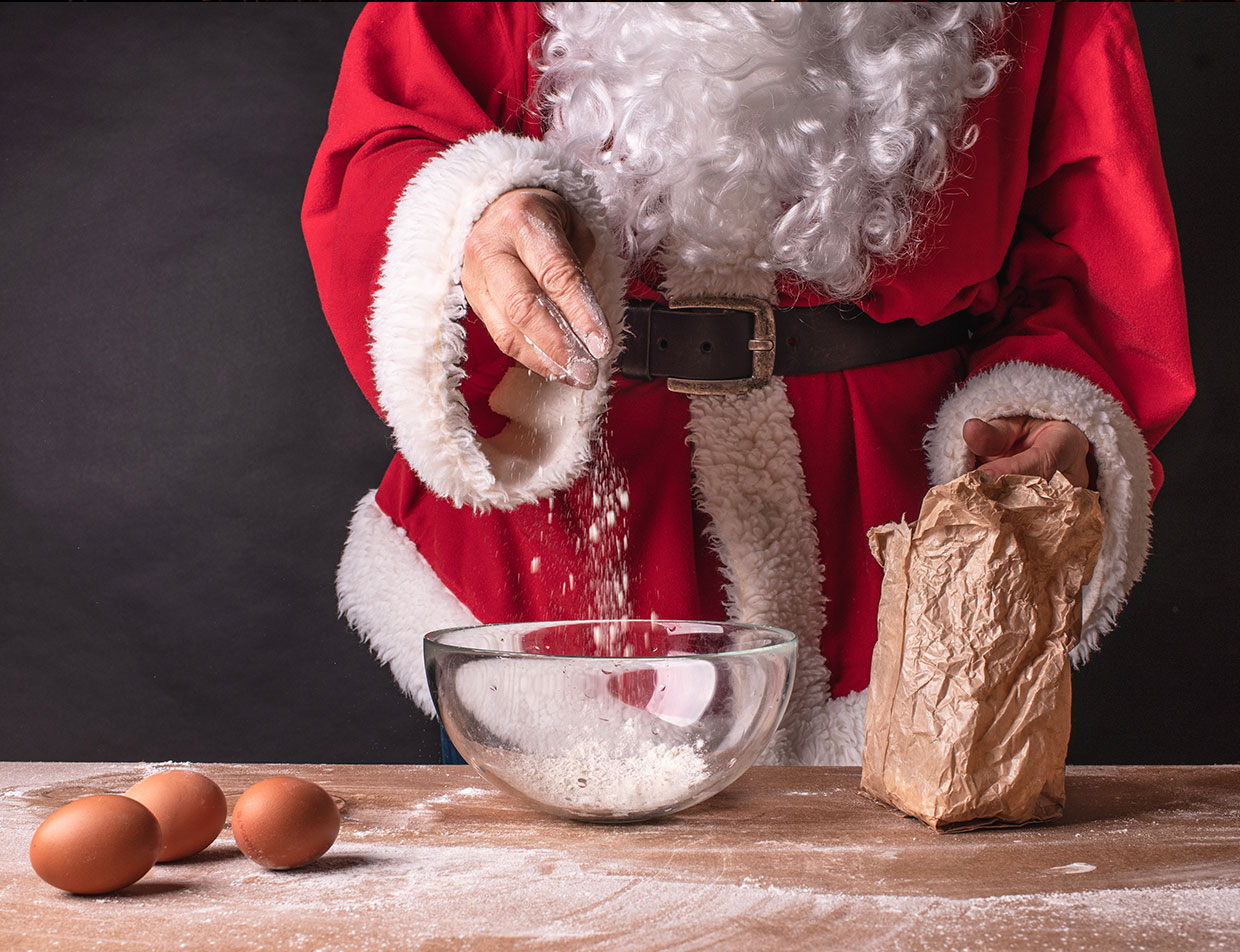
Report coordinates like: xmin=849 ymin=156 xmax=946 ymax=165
xmin=2 ymin=4 xmax=1236 ymax=766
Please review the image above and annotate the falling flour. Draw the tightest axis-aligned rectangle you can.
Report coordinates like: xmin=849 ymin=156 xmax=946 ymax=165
xmin=508 ymin=432 xmax=697 ymax=816
xmin=529 ymin=432 xmax=646 ymax=654
xmin=531 ymin=436 xmax=633 ymax=635
xmin=581 ymin=439 xmax=632 ymax=633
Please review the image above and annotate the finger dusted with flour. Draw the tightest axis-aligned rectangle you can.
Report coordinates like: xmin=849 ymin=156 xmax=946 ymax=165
xmin=462 ymin=187 xmax=612 ymax=388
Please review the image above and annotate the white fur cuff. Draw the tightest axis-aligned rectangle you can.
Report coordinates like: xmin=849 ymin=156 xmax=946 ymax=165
xmin=337 ymin=492 xmax=480 ymax=717
xmin=369 ymin=131 xmax=628 ymax=510
xmin=923 ymin=361 xmax=1154 ymax=662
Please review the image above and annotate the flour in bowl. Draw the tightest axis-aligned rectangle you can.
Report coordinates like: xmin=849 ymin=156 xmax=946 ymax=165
xmin=486 ymin=728 xmax=709 ymax=816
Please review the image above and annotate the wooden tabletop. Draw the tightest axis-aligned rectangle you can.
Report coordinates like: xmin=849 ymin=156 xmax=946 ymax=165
xmin=2 ymin=763 xmax=1237 ymax=951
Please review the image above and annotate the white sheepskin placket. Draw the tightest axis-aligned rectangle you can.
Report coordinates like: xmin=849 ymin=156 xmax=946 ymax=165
xmin=659 ymin=261 xmax=862 ymax=766
xmin=336 ymin=132 xmax=628 ymax=715
xmin=924 ymin=361 xmax=1155 ymax=662
xmin=686 ymin=382 xmax=867 ymax=767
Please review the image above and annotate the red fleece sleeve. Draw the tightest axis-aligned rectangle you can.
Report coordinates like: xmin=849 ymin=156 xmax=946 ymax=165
xmin=301 ymin=1 xmax=543 ymax=424
xmin=968 ymin=2 xmax=1194 ymax=490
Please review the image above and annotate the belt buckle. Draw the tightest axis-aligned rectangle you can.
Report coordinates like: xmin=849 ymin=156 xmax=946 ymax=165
xmin=665 ymin=295 xmax=776 ymax=395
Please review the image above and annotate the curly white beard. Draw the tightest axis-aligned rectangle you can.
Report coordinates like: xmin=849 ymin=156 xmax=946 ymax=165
xmin=537 ymin=2 xmax=1005 ymax=299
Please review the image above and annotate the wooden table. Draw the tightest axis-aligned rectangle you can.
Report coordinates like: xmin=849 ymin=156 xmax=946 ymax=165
xmin=2 ymin=763 xmax=1237 ymax=951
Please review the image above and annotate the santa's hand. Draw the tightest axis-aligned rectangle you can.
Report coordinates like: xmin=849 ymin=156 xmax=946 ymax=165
xmin=461 ymin=187 xmax=612 ymax=389
xmin=963 ymin=416 xmax=1093 ymax=489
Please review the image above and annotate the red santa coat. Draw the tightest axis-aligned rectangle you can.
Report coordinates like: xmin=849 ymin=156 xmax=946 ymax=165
xmin=302 ymin=2 xmax=1193 ymax=764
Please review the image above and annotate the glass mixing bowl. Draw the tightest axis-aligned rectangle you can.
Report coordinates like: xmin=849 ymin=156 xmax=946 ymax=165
xmin=424 ymin=620 xmax=797 ymax=822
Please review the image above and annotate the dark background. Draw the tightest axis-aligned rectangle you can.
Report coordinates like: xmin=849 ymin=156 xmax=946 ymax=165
xmin=2 ymin=4 xmax=1235 ymax=766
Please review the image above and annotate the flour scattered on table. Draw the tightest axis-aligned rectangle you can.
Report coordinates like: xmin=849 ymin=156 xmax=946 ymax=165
xmin=425 ymin=787 xmax=493 ymax=806
xmin=1046 ymin=862 xmax=1097 ymax=875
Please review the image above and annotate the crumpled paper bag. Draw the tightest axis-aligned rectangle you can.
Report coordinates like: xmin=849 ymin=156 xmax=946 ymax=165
xmin=861 ymin=471 xmax=1104 ymax=831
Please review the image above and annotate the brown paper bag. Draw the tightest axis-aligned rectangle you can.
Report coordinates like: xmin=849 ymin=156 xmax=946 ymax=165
xmin=861 ymin=471 xmax=1104 ymax=831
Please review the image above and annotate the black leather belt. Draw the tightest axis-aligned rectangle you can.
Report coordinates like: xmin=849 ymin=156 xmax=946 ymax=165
xmin=618 ymin=296 xmax=972 ymax=394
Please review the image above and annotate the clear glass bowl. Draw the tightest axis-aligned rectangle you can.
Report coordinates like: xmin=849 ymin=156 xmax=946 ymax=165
xmin=424 ymin=620 xmax=797 ymax=823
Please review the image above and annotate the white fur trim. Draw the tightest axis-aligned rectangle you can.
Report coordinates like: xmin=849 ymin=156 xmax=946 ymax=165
xmin=369 ymin=131 xmax=628 ymax=511
xmin=816 ymin=690 xmax=869 ymax=767
xmin=685 ymin=380 xmax=838 ymax=767
xmin=336 ymin=491 xmax=479 ymax=716
xmin=924 ymin=361 xmax=1153 ymax=662
xmin=661 ymin=230 xmax=838 ymax=765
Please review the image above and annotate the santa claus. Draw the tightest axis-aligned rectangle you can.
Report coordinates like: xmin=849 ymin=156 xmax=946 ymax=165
xmin=301 ymin=2 xmax=1194 ymax=765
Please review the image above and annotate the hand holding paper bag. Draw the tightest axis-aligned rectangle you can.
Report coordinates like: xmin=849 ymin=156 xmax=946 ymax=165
xmin=862 ymin=471 xmax=1104 ymax=831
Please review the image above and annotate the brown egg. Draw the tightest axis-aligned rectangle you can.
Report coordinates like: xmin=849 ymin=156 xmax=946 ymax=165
xmin=125 ymin=769 xmax=227 ymax=861
xmin=29 ymin=794 xmax=162 ymax=894
xmin=231 ymin=776 xmax=340 ymax=870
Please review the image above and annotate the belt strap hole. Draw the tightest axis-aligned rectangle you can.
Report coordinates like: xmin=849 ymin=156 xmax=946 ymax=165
xmin=657 ymin=338 xmax=669 ymax=350
xmin=700 ymin=341 xmax=713 ymax=354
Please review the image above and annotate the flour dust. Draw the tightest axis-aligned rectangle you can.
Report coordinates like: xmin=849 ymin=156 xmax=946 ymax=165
xmin=530 ymin=434 xmax=642 ymax=655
